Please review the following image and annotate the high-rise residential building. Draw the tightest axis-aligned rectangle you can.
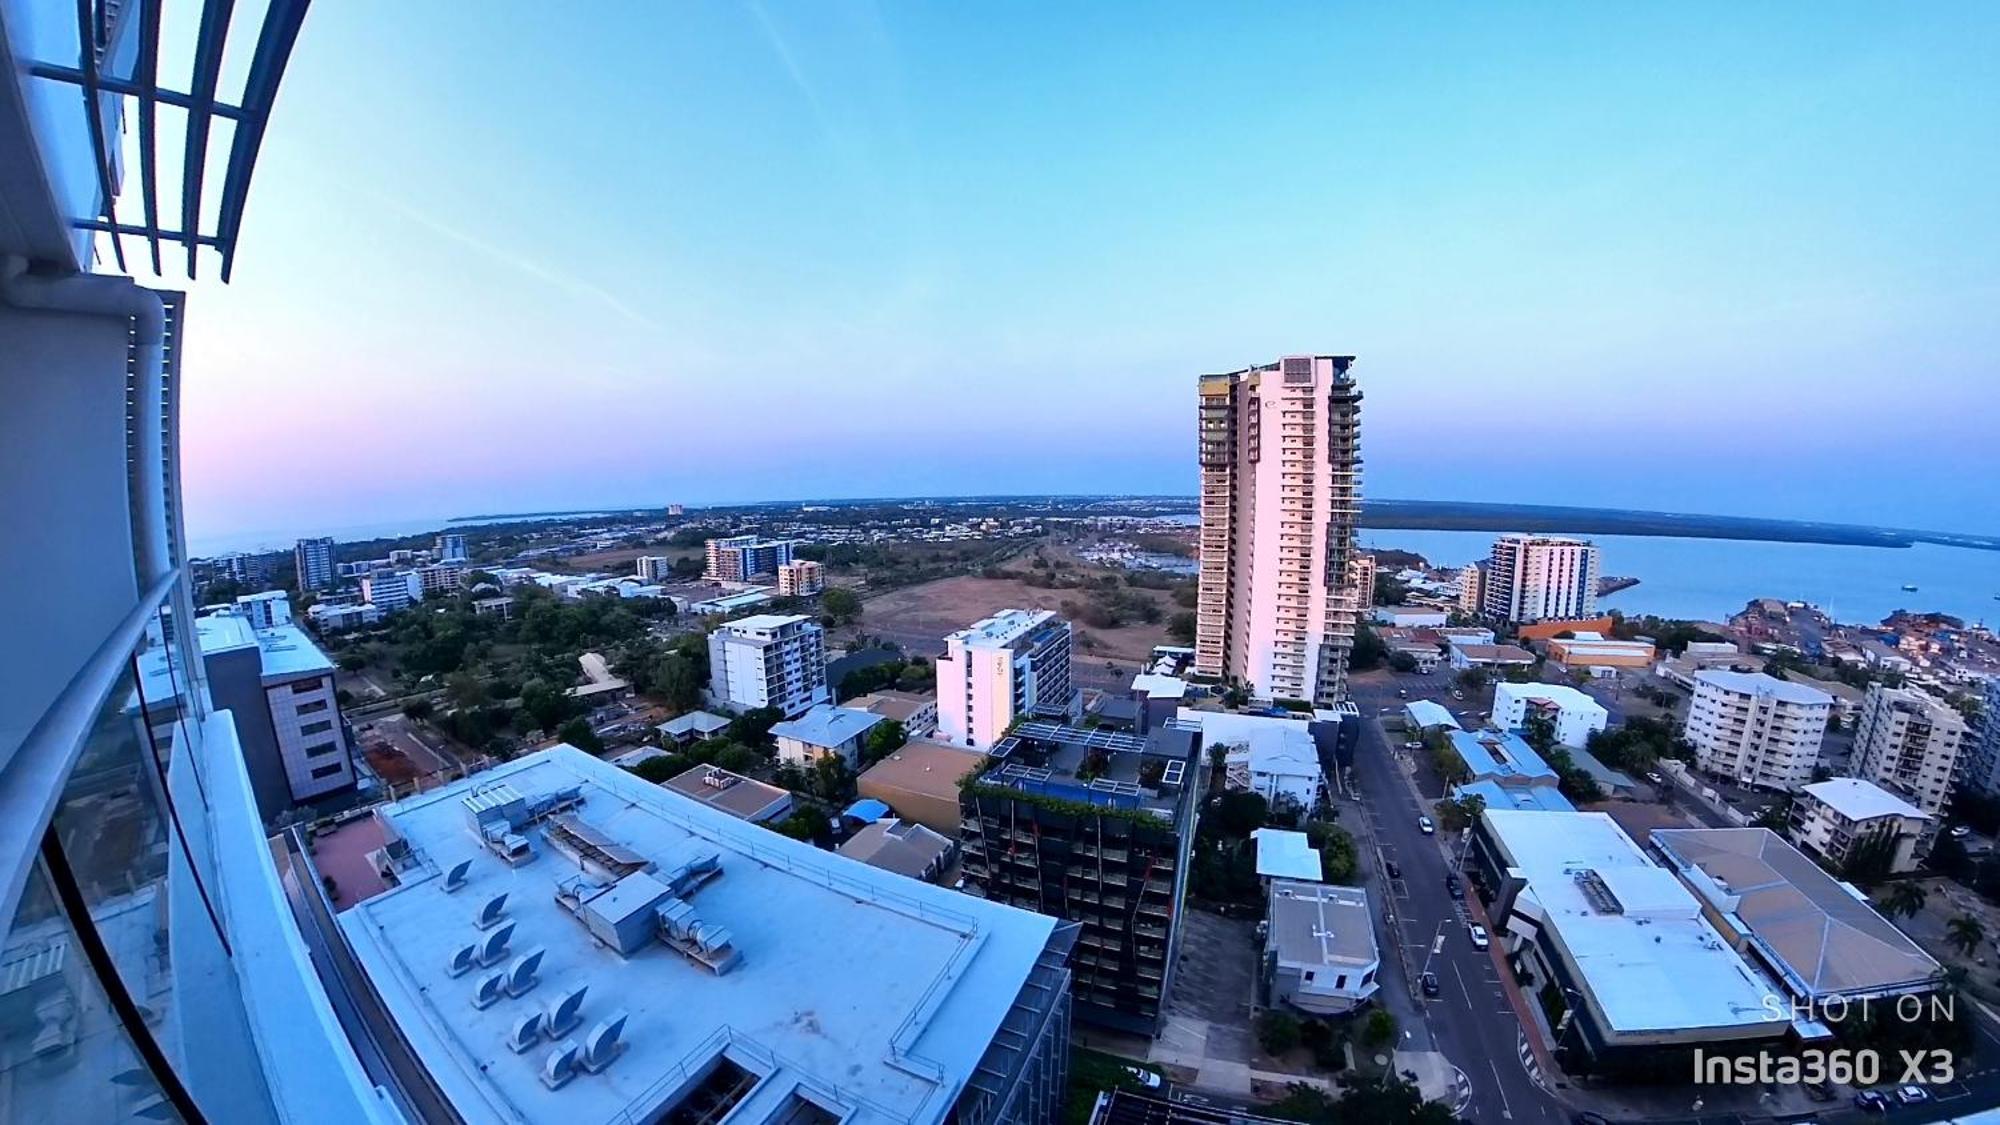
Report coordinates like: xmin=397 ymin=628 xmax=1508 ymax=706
xmin=1348 ymin=552 xmax=1376 ymax=610
xmin=1194 ymin=355 xmax=1364 ymax=706
xmin=708 ymin=613 xmax=831 ymax=716
xmin=1684 ymin=670 xmax=1834 ymax=791
xmin=937 ymin=609 xmax=1080 ymax=749
xmin=1965 ymin=677 xmax=2000 ymax=796
xmin=1482 ymin=534 xmax=1602 ymax=623
xmin=958 ymin=721 xmax=1199 ymax=1034
xmin=634 ymin=554 xmax=675 ymax=582
xmin=361 ymin=570 xmax=425 ymax=611
xmin=777 ymin=558 xmax=825 ymax=597
xmin=1456 ymin=561 xmax=1487 ymax=614
xmin=434 ymin=531 xmax=468 ymax=563
xmin=703 ymin=534 xmax=795 ymax=583
xmin=1788 ymin=778 xmax=1932 ymax=876
xmin=1852 ymin=684 xmax=1967 ymax=849
xmin=411 ymin=559 xmax=466 ymax=596
xmin=294 ymin=535 xmax=336 ymax=590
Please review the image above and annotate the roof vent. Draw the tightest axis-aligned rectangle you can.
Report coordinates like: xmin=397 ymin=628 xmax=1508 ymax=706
xmin=508 ymin=1011 xmax=545 ymax=1054
xmin=546 ymin=984 xmax=589 ymax=1039
xmin=580 ymin=1012 xmax=629 ymax=1074
xmin=539 ymin=1040 xmax=580 ymax=1090
xmin=472 ymin=970 xmax=506 ymax=1009
xmin=475 ymin=893 xmax=510 ymax=930
xmin=505 ymin=948 xmax=546 ymax=997
xmin=445 ymin=943 xmax=477 ymax=978
xmin=478 ymin=922 xmax=516 ymax=967
xmin=443 ymin=859 xmax=472 ymax=893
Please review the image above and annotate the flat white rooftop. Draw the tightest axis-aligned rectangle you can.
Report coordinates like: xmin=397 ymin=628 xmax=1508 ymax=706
xmin=341 ymin=746 xmax=1057 ymax=1125
xmin=1694 ymin=669 xmax=1833 ymax=707
xmin=1494 ymin=682 xmax=1605 ymax=712
xmin=719 ymin=612 xmax=812 ymax=632
xmin=1803 ymin=777 xmax=1928 ymax=821
xmin=1252 ymin=829 xmax=1321 ymax=881
xmin=947 ymin=608 xmax=1053 ymax=648
xmin=1485 ymin=809 xmax=1785 ymax=1037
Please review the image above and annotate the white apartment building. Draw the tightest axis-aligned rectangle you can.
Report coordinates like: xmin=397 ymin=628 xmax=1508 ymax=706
xmin=411 ymin=559 xmax=465 ymax=597
xmin=1348 ymin=552 xmax=1376 ymax=610
xmin=1852 ymin=684 xmax=1967 ymax=834
xmin=294 ymin=535 xmax=335 ymax=590
xmin=635 ymin=554 xmax=675 ymax=582
xmin=434 ymin=532 xmax=467 ymax=562
xmin=1685 ymin=670 xmax=1834 ymax=791
xmin=360 ymin=569 xmax=424 ymax=611
xmin=704 ymin=534 xmax=794 ymax=582
xmin=1790 ymin=778 xmax=1930 ymax=876
xmin=1492 ymin=681 xmax=1608 ymax=747
xmin=936 ymin=608 xmax=1080 ymax=749
xmin=777 ymin=558 xmax=825 ymax=597
xmin=234 ymin=589 xmax=295 ymax=630
xmin=1966 ymin=677 xmax=2000 ymax=796
xmin=1194 ymin=355 xmax=1364 ymax=706
xmin=770 ymin=703 xmax=886 ymax=767
xmin=1482 ymin=534 xmax=1601 ymax=623
xmin=1266 ymin=881 xmax=1380 ymax=1016
xmin=708 ymin=613 xmax=831 ymax=717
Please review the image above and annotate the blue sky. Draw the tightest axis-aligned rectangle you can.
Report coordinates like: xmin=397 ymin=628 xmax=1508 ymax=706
xmin=171 ymin=3 xmax=2000 ymax=541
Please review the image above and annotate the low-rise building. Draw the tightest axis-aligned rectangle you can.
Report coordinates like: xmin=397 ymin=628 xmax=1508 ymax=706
xmin=776 ymin=559 xmax=825 ymax=597
xmin=1265 ymin=881 xmax=1379 ymax=1016
xmin=1450 ymin=727 xmax=1559 ymax=790
xmin=849 ymin=689 xmax=940 ymax=737
xmin=1402 ymin=700 xmax=1461 ymax=732
xmin=1653 ymin=828 xmax=1942 ymax=1021
xmin=771 ymin=704 xmax=886 ymax=767
xmin=1789 ymin=778 xmax=1931 ymax=876
xmin=306 ymin=601 xmax=383 ymax=632
xmin=660 ymin=763 xmax=795 ymax=823
xmin=1252 ymin=829 xmax=1322 ymax=883
xmin=708 ymin=613 xmax=830 ymax=717
xmin=234 ymin=589 xmax=294 ymax=629
xmin=1372 ymin=607 xmax=1448 ymax=628
xmin=1448 ymin=642 xmax=1537 ymax=672
xmin=656 ymin=710 xmax=732 ymax=745
xmin=1684 ymin=670 xmax=1833 ymax=791
xmin=1176 ymin=710 xmax=1325 ymax=814
xmin=360 ymin=570 xmax=424 ymax=611
xmin=1492 ymin=682 xmax=1608 ymax=748
xmin=1546 ymin=632 xmax=1656 ymax=676
xmin=1468 ymin=810 xmax=1788 ymax=1079
xmin=857 ymin=740 xmax=988 ymax=836
xmin=838 ymin=819 xmax=956 ymax=883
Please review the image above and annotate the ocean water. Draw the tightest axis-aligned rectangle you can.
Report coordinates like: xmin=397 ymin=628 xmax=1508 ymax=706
xmin=1360 ymin=529 xmax=2000 ymax=628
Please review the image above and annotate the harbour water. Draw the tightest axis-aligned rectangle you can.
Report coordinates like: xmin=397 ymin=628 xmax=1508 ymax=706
xmin=1361 ymin=529 xmax=2000 ymax=629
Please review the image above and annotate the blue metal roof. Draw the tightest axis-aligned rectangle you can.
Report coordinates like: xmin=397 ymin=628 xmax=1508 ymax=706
xmin=844 ymin=798 xmax=891 ymax=822
xmin=1449 ymin=729 xmax=1557 ymax=784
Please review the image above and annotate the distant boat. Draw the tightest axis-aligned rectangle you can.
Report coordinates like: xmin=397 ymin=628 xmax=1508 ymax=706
xmin=1901 ymin=583 xmax=1919 ymax=592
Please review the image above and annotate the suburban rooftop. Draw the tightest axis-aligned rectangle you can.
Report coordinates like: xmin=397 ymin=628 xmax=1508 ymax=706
xmin=947 ymin=608 xmax=1058 ymax=647
xmin=339 ymin=746 xmax=1058 ymax=1125
xmin=718 ymin=613 xmax=813 ymax=632
xmin=770 ymin=703 xmax=885 ymax=748
xmin=1266 ymin=881 xmax=1377 ymax=971
xmin=1694 ymin=669 xmax=1835 ymax=706
xmin=1802 ymin=777 xmax=1929 ymax=821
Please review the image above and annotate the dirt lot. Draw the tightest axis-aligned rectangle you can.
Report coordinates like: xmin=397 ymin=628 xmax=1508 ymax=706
xmin=859 ymin=573 xmax=1176 ymax=663
xmin=554 ymin=544 xmax=701 ymax=574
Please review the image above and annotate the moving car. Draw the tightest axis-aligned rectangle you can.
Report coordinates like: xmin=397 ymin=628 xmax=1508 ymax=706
xmin=1418 ymin=815 xmax=1435 ymax=835
xmin=1952 ymin=825 xmax=1973 ymax=839
xmin=1124 ymin=1066 xmax=1163 ymax=1091
xmin=1420 ymin=971 xmax=1441 ymax=998
xmin=1468 ymin=924 xmax=1490 ymax=950
xmin=1895 ymin=1086 xmax=1931 ymax=1105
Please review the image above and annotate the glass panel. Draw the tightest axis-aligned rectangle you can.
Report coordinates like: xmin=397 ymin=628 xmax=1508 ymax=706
xmin=0 ymin=858 xmax=185 ymax=1122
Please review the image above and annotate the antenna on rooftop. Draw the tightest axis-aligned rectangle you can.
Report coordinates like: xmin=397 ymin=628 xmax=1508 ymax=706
xmin=505 ymin=948 xmax=546 ymax=998
xmin=445 ymin=943 xmax=477 ymax=978
xmin=475 ymin=892 xmax=509 ymax=929
xmin=546 ymin=984 xmax=588 ymax=1039
xmin=473 ymin=970 xmax=506 ymax=1009
xmin=478 ymin=922 xmax=516 ymax=967
xmin=580 ymin=1012 xmax=629 ymax=1074
xmin=508 ymin=1011 xmax=545 ymax=1054
xmin=444 ymin=859 xmax=472 ymax=893
xmin=539 ymin=1041 xmax=580 ymax=1090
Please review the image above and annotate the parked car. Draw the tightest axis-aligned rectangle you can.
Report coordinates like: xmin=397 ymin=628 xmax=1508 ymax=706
xmin=1804 ymin=1080 xmax=1835 ymax=1102
xmin=1895 ymin=1086 xmax=1931 ymax=1105
xmin=1444 ymin=874 xmax=1464 ymax=899
xmin=1451 ymin=689 xmax=1465 ymax=701
xmin=1384 ymin=860 xmax=1403 ymax=879
xmin=1951 ymin=826 xmax=1974 ymax=839
xmin=1397 ymin=688 xmax=1409 ymax=699
xmin=1418 ymin=815 xmax=1435 ymax=835
xmin=1420 ymin=971 xmax=1441 ymax=998
xmin=1468 ymin=924 xmax=1490 ymax=950
xmin=1574 ymin=1114 xmax=1612 ymax=1125
xmin=1124 ymin=1066 xmax=1163 ymax=1091
xmin=1852 ymin=1090 xmax=1889 ymax=1112
xmin=1646 ymin=771 xmax=1665 ymax=786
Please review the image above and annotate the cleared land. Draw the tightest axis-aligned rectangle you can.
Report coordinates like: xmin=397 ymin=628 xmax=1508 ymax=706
xmin=858 ymin=572 xmax=1175 ymax=663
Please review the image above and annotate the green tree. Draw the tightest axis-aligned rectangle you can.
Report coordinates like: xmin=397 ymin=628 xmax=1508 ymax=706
xmin=776 ymin=807 xmax=829 ymax=844
xmin=1362 ymin=1008 xmax=1397 ymax=1050
xmin=519 ymin=678 xmax=576 ymax=733
xmin=1208 ymin=791 xmax=1270 ymax=839
xmin=1168 ymin=611 xmax=1197 ymax=645
xmin=727 ymin=706 xmax=785 ymax=747
xmin=1882 ymin=881 xmax=1928 ymax=920
xmin=1435 ymin=793 xmax=1486 ymax=833
xmin=1349 ymin=624 xmax=1386 ymax=672
xmin=654 ymin=654 xmax=703 ymax=714
xmin=820 ymin=586 xmax=862 ymax=624
xmin=862 ymin=719 xmax=908 ymax=765
xmin=1521 ymin=710 xmax=1557 ymax=755
xmin=446 ymin=671 xmax=489 ymax=710
xmin=1257 ymin=1011 xmax=1301 ymax=1055
xmin=556 ymin=717 xmax=602 ymax=753
xmin=1947 ymin=913 xmax=1986 ymax=958
xmin=402 ymin=698 xmax=434 ymax=721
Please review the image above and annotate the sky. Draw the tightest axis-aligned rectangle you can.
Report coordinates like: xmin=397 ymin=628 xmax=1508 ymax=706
xmin=136 ymin=3 xmax=2000 ymax=548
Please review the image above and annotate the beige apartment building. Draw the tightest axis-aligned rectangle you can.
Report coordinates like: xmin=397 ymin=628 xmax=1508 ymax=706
xmin=1194 ymin=356 xmax=1364 ymax=706
xmin=1852 ymin=684 xmax=1967 ymax=848
xmin=1685 ymin=670 xmax=1833 ymax=791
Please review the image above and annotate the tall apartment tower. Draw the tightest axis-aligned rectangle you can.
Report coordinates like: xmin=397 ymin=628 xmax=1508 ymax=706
xmin=937 ymin=609 xmax=1081 ymax=749
xmin=293 ymin=535 xmax=335 ymax=590
xmin=709 ymin=613 xmax=831 ymax=717
xmin=705 ymin=534 xmax=795 ymax=583
xmin=1194 ymin=356 xmax=1363 ymax=706
xmin=1482 ymin=534 xmax=1601 ymax=623
xmin=1852 ymin=684 xmax=1967 ymax=846
xmin=434 ymin=532 xmax=468 ymax=563
xmin=1966 ymin=678 xmax=2000 ymax=796
xmin=1684 ymin=670 xmax=1834 ymax=791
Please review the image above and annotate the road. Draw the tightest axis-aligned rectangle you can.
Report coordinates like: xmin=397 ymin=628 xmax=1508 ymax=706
xmin=1347 ymin=675 xmax=1564 ymax=1125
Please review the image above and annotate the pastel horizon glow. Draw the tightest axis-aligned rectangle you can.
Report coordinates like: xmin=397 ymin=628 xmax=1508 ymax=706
xmin=144 ymin=3 xmax=1998 ymax=545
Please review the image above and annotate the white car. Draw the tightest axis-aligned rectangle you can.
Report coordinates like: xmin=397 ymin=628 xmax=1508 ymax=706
xmin=1418 ymin=816 xmax=1435 ymax=835
xmin=1124 ymin=1066 xmax=1163 ymax=1091
xmin=1895 ymin=1085 xmax=1931 ymax=1105
xmin=1468 ymin=924 xmax=1490 ymax=950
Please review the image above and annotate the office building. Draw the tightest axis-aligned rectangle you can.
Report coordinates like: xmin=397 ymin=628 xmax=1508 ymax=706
xmin=959 ymin=722 xmax=1200 ymax=1034
xmin=1787 ymin=778 xmax=1931 ymax=876
xmin=1194 ymin=355 xmax=1364 ymax=707
xmin=708 ymin=614 xmax=831 ymax=717
xmin=234 ymin=588 xmax=294 ymax=630
xmin=1491 ymin=682 xmax=1609 ymax=747
xmin=178 ymin=610 xmax=356 ymax=815
xmin=1851 ymin=684 xmax=1967 ymax=841
xmin=294 ymin=535 xmax=336 ymax=591
xmin=334 ymin=747 xmax=1075 ymax=1125
xmin=434 ymin=532 xmax=467 ymax=563
xmin=1482 ymin=535 xmax=1602 ymax=623
xmin=361 ymin=570 xmax=425 ymax=611
xmin=777 ymin=558 xmax=825 ymax=597
xmin=1653 ymin=828 xmax=1941 ymax=1018
xmin=0 ymin=7 xmax=391 ymax=1119
xmin=1468 ymin=811 xmax=1788 ymax=1079
xmin=770 ymin=703 xmax=886 ymax=767
xmin=1264 ymin=881 xmax=1379 ymax=1016
xmin=704 ymin=535 xmax=795 ymax=583
xmin=1684 ymin=670 xmax=1833 ymax=791
xmin=937 ymin=609 xmax=1080 ymax=749
xmin=634 ymin=555 xmax=675 ymax=582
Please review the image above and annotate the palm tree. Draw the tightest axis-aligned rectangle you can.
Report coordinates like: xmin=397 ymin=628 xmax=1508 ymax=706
xmin=1883 ymin=881 xmax=1928 ymax=920
xmin=1946 ymin=914 xmax=1986 ymax=959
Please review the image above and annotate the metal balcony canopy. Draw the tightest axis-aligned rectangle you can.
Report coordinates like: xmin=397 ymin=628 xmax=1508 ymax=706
xmin=30 ymin=0 xmax=310 ymax=279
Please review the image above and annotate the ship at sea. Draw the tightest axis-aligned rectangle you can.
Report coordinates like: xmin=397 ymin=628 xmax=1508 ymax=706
xmin=1902 ymin=583 xmax=1920 ymax=592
